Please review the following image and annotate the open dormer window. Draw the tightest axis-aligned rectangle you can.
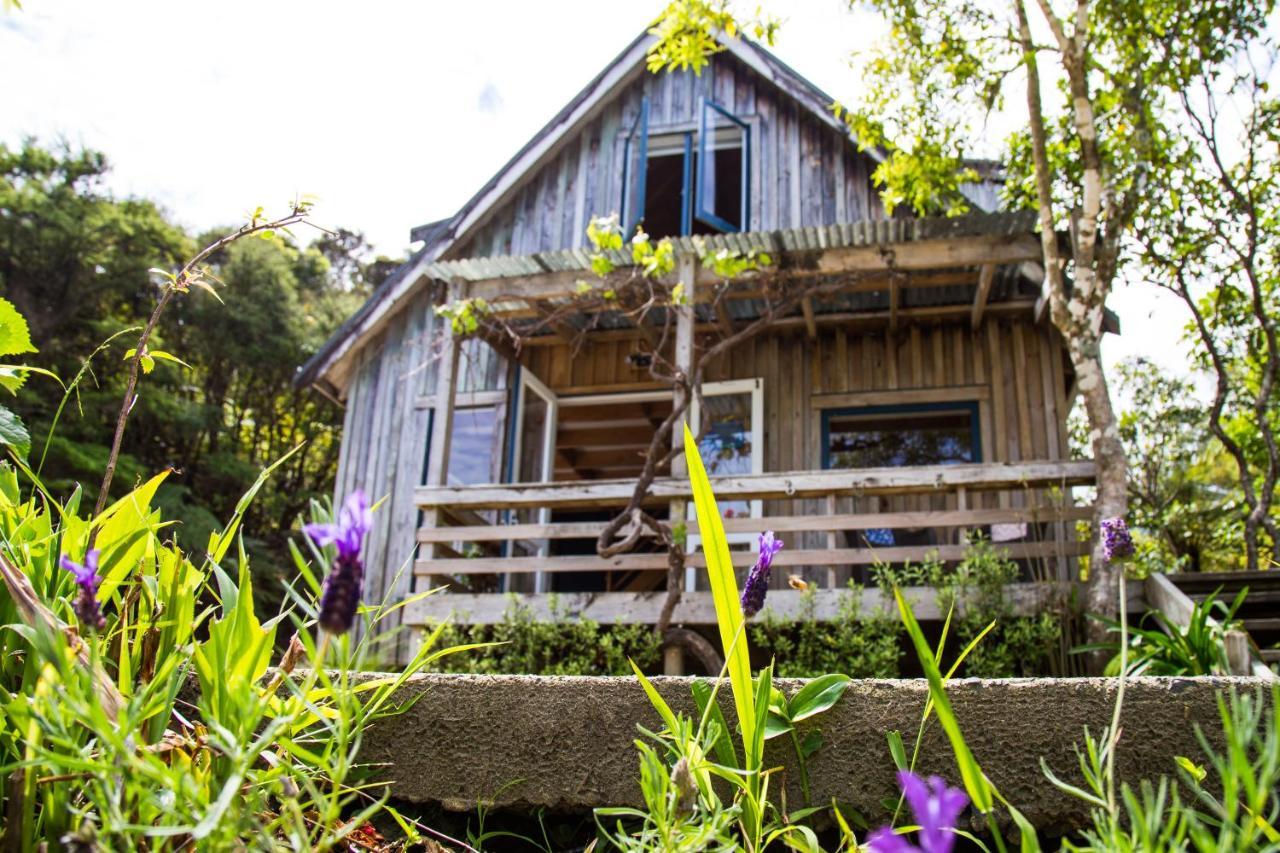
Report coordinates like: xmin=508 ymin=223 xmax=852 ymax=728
xmin=621 ymin=97 xmax=750 ymax=239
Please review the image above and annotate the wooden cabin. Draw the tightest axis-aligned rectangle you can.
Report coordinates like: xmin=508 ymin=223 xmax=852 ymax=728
xmin=297 ymin=31 xmax=1099 ymax=662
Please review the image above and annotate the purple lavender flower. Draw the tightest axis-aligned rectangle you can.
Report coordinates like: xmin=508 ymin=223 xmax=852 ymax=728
xmin=304 ymin=491 xmax=372 ymax=635
xmin=866 ymin=771 xmax=969 ymax=853
xmin=740 ymin=531 xmax=783 ymax=617
xmin=1100 ymin=517 xmax=1134 ymax=564
xmin=59 ymin=549 xmax=106 ymax=632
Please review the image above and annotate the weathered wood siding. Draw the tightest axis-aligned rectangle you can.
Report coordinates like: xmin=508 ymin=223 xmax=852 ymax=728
xmin=332 ymin=283 xmax=509 ymax=636
xmin=451 ymin=53 xmax=883 ymax=259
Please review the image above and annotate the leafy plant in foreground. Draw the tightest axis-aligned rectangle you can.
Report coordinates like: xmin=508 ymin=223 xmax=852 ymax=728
xmin=1082 ymin=586 xmax=1247 ymax=677
xmin=597 ymin=424 xmax=852 ymax=851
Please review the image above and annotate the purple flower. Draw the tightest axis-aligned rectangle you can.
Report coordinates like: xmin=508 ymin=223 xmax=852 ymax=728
xmin=304 ymin=491 xmax=372 ymax=635
xmin=59 ymin=549 xmax=106 ymax=632
xmin=866 ymin=771 xmax=969 ymax=853
xmin=1100 ymin=517 xmax=1134 ymax=564
xmin=740 ymin=531 xmax=783 ymax=617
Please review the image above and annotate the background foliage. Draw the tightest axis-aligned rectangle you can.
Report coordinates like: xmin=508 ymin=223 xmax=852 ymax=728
xmin=0 ymin=140 xmax=401 ymax=602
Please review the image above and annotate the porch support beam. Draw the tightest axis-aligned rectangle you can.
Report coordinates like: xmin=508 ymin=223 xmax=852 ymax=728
xmin=417 ymin=279 xmax=464 ymax=613
xmin=465 ymin=233 xmax=1043 ymax=304
xmin=667 ymin=255 xmax=698 ymax=675
xmin=801 ymin=295 xmax=818 ymax=339
xmin=971 ymin=263 xmax=997 ymax=329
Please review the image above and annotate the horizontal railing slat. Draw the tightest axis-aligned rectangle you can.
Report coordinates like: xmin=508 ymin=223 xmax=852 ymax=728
xmin=413 ymin=539 xmax=1090 ymax=575
xmin=416 ymin=505 xmax=1093 ymax=544
xmin=406 ymin=583 xmax=1077 ymax=626
xmin=415 ymin=460 xmax=1097 ymax=510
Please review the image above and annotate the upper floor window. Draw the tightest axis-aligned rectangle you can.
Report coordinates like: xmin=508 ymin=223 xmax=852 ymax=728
xmin=621 ymin=97 xmax=750 ymax=240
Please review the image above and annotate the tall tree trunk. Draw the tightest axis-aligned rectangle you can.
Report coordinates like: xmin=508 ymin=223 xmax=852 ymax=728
xmin=1017 ymin=0 xmax=1129 ymax=633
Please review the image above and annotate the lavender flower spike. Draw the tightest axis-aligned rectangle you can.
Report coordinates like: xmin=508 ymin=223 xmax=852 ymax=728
xmin=1100 ymin=517 xmax=1135 ymax=564
xmin=59 ymin=549 xmax=106 ymax=632
xmin=866 ymin=771 xmax=969 ymax=853
xmin=304 ymin=490 xmax=372 ymax=635
xmin=740 ymin=531 xmax=783 ymax=617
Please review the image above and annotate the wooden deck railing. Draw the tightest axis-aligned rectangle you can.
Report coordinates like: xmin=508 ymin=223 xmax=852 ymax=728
xmin=409 ymin=460 xmax=1096 ymax=625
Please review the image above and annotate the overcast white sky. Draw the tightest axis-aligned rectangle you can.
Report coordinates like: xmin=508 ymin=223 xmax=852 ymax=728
xmin=0 ymin=0 xmax=1190 ymax=376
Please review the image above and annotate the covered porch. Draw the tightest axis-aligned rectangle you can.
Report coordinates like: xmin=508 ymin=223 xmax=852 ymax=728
xmin=405 ymin=212 xmax=1096 ymax=632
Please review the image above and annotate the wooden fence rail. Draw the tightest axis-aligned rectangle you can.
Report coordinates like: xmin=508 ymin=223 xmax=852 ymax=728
xmin=411 ymin=460 xmax=1096 ymax=622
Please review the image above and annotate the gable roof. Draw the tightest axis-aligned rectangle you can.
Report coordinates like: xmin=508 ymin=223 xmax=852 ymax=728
xmin=297 ymin=29 xmax=886 ymax=394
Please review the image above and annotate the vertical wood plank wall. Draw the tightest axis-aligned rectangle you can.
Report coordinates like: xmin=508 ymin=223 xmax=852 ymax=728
xmin=450 ymin=53 xmax=884 ymax=259
xmin=331 ymin=283 xmax=508 ymax=645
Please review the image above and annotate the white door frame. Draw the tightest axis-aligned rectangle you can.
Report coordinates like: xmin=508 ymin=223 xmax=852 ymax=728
xmin=510 ymin=368 xmax=559 ymax=592
xmin=686 ymin=377 xmax=765 ymax=590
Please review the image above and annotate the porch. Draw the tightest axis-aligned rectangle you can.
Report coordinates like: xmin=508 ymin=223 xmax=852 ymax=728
xmin=409 ymin=460 xmax=1096 ymax=627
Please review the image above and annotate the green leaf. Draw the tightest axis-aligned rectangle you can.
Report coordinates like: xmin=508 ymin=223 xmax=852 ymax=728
xmin=630 ymin=659 xmax=679 ymax=735
xmin=1175 ymin=755 xmax=1206 ymax=783
xmin=799 ymin=729 xmax=824 ymax=760
xmin=895 ymin=586 xmax=993 ymax=813
xmin=887 ymin=730 xmax=909 ymax=771
xmin=149 ymin=350 xmax=192 ymax=370
xmin=0 ymin=405 xmax=30 ymax=457
xmin=787 ymin=673 xmax=851 ymax=722
xmin=764 ymin=711 xmax=793 ymax=740
xmin=691 ymin=679 xmax=739 ymax=768
xmin=0 ymin=297 xmax=35 ymax=358
xmin=683 ymin=423 xmax=755 ymax=750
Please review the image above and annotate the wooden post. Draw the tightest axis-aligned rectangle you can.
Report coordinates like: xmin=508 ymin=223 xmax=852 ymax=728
xmin=825 ymin=493 xmax=838 ymax=589
xmin=666 ymin=255 xmax=698 ymax=676
xmin=1225 ymin=630 xmax=1253 ymax=677
xmin=416 ymin=279 xmax=463 ymax=641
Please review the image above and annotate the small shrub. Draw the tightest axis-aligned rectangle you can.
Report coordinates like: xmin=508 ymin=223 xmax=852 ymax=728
xmin=432 ymin=595 xmax=662 ymax=676
xmin=750 ymin=585 xmax=901 ymax=678
xmin=874 ymin=535 xmax=1063 ymax=678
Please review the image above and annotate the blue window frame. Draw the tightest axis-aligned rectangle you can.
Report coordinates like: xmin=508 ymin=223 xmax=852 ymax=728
xmin=620 ymin=96 xmax=750 ymax=238
xmin=820 ymin=402 xmax=983 ymax=471
xmin=696 ymin=99 xmax=750 ymax=233
xmin=620 ymin=98 xmax=650 ymax=237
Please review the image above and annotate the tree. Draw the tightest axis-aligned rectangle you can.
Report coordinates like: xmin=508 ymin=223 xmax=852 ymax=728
xmin=0 ymin=141 xmax=365 ymax=605
xmin=0 ymin=141 xmax=189 ymax=351
xmin=1134 ymin=43 xmax=1280 ymax=571
xmin=1114 ymin=358 xmax=1236 ymax=574
xmin=646 ymin=0 xmax=1271 ymax=621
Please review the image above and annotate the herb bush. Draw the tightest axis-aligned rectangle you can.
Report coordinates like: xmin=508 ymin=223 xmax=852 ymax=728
xmin=431 ymin=596 xmax=662 ymax=676
xmin=750 ymin=585 xmax=901 ymax=678
xmin=0 ymin=212 xmax=483 ymax=849
xmin=873 ymin=536 xmax=1063 ymax=678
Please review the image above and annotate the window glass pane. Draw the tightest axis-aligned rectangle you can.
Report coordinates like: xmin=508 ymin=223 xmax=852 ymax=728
xmin=448 ymin=406 xmax=499 ymax=486
xmin=698 ymin=391 xmax=753 ymax=519
xmin=696 ymin=101 xmax=747 ymax=233
xmin=826 ymin=408 xmax=975 ymax=469
xmin=516 ymin=394 xmax=549 ymax=484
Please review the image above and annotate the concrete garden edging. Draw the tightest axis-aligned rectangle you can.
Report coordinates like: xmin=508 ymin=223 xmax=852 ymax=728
xmin=358 ymin=673 xmax=1270 ymax=833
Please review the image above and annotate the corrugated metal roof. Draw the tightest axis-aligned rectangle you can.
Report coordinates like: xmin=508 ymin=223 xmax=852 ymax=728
xmin=297 ymin=210 xmax=1039 ymax=389
xmin=406 ymin=211 xmax=1037 ymax=286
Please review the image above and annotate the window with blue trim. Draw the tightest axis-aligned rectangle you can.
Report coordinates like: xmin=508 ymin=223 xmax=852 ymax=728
xmin=622 ymin=97 xmax=750 ymax=240
xmin=822 ymin=402 xmax=982 ymax=550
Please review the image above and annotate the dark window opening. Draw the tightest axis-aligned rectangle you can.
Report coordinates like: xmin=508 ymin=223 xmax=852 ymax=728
xmin=641 ymin=151 xmax=687 ymax=241
xmin=621 ymin=97 xmax=750 ymax=240
xmin=822 ymin=402 xmax=982 ymax=557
